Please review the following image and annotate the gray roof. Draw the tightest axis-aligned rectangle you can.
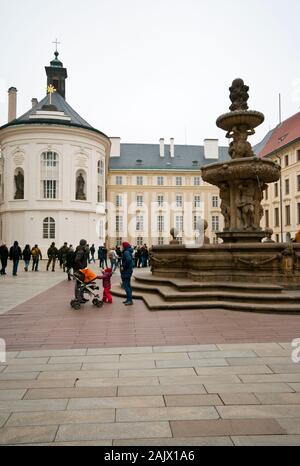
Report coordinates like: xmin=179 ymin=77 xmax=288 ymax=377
xmin=109 ymin=144 xmax=230 ymax=171
xmin=0 ymin=92 xmax=108 ymax=138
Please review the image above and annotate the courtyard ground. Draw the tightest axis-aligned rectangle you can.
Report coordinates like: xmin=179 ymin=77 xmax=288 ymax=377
xmin=0 ymin=262 xmax=300 ymax=446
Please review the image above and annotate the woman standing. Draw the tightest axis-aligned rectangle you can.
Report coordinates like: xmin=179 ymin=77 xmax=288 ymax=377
xmin=9 ymin=241 xmax=22 ymax=276
xmin=22 ymin=245 xmax=31 ymax=272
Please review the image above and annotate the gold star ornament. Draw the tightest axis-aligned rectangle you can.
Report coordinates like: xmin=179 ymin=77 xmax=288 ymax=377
xmin=47 ymin=84 xmax=56 ymax=104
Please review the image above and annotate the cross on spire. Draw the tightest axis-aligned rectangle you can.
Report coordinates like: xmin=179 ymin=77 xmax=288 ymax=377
xmin=52 ymin=38 xmax=61 ymax=53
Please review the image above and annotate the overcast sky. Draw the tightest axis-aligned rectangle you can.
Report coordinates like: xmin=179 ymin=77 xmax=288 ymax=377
xmin=1 ymin=0 xmax=300 ymax=147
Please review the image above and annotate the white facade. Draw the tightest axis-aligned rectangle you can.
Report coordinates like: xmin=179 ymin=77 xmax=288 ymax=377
xmin=0 ymin=122 xmax=110 ymax=254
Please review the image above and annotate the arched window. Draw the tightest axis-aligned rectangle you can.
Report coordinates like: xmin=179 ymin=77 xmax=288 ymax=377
xmin=40 ymin=152 xmax=59 ymax=199
xmin=97 ymin=160 xmax=104 ymax=203
xmin=43 ymin=217 xmax=55 ymax=239
xmin=14 ymin=168 xmax=24 ymax=200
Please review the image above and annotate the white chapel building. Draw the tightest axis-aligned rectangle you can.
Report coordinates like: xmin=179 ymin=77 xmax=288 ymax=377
xmin=0 ymin=52 xmax=110 ymax=254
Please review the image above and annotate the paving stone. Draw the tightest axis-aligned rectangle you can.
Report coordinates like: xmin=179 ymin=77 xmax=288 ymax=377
xmin=7 ymin=409 xmax=115 ymax=427
xmin=24 ymin=387 xmax=117 ymax=400
xmin=114 ymin=436 xmax=233 ymax=446
xmin=219 ymin=394 xmax=260 ymax=406
xmin=0 ymin=413 xmax=10 ymax=428
xmin=4 ymin=364 xmax=83 ymax=373
xmin=18 ymin=349 xmax=88 ymax=358
xmin=279 ymin=343 xmax=294 ymax=351
xmin=217 ymin=405 xmax=300 ymax=419
xmin=226 ymin=358 xmax=288 ymax=366
xmin=153 ymin=345 xmax=218 ymax=353
xmin=37 ymin=370 xmax=119 ymax=380
xmin=0 ymin=399 xmax=68 ymax=412
xmin=217 ymin=343 xmax=283 ymax=351
xmin=0 ymin=425 xmax=58 ymax=445
xmin=232 ymin=435 xmax=300 ymax=446
xmin=120 ymin=353 xmax=190 ymax=361
xmin=0 ymin=389 xmax=27 ymax=400
xmin=82 ymin=361 xmax=156 ymax=370
xmin=164 ymin=394 xmax=223 ymax=407
xmin=269 ymin=365 xmax=300 ymax=374
xmin=159 ymin=375 xmax=239 ymax=386
xmin=87 ymin=347 xmax=153 ymax=355
xmin=0 ymin=372 xmax=38 ymax=381
xmin=0 ymin=379 xmax=76 ymax=390
xmin=119 ymin=368 xmax=196 ymax=378
xmin=56 ymin=422 xmax=172 ymax=442
xmin=116 ymin=406 xmax=219 ymax=422
xmin=204 ymin=383 xmax=293 ymax=394
xmin=118 ymin=385 xmax=207 ymax=397
xmin=68 ymin=396 xmax=165 ymax=410
xmin=287 ymin=383 xmax=300 ymax=391
xmin=170 ymin=419 xmax=285 ymax=437
xmin=188 ymin=350 xmax=257 ymax=359
xmin=240 ymin=374 xmax=300 ymax=383
xmin=37 ymin=440 xmax=113 ymax=446
xmin=156 ymin=359 xmax=229 ymax=369
xmin=48 ymin=355 xmax=120 ymax=364
xmin=195 ymin=366 xmax=272 ymax=376
xmin=253 ymin=349 xmax=291 ymax=357
xmin=277 ymin=419 xmax=300 ymax=434
xmin=3 ymin=358 xmax=49 ymax=365
xmin=256 ymin=393 xmax=300 ymax=405
xmin=77 ymin=377 xmax=159 ymax=388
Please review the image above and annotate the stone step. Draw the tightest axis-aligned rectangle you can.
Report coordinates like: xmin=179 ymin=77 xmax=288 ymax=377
xmin=134 ymin=273 xmax=283 ymax=294
xmin=111 ymin=284 xmax=300 ymax=313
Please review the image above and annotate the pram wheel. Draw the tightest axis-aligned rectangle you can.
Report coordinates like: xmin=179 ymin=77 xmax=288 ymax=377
xmin=92 ymin=298 xmax=103 ymax=308
xmin=70 ymin=300 xmax=81 ymax=310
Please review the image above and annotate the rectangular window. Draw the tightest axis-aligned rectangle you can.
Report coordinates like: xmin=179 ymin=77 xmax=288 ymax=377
xmin=116 ymin=215 xmax=123 ymax=233
xmin=116 ymin=237 xmax=122 ymax=246
xmin=275 ymin=183 xmax=279 ymax=198
xmin=194 ymin=177 xmax=201 ymax=186
xmin=137 ymin=176 xmax=143 ymax=186
xmin=285 ymin=155 xmax=289 ymax=167
xmin=298 ymin=175 xmax=300 ymax=192
xmin=136 ymin=215 xmax=144 ymax=232
xmin=176 ymin=215 xmax=184 ymax=232
xmin=285 ymin=205 xmax=291 ymax=226
xmin=212 ymin=196 xmax=219 ymax=208
xmin=194 ymin=195 xmax=201 ymax=208
xmin=116 ymin=195 xmax=122 ymax=208
xmin=213 ymin=237 xmax=219 ymax=245
xmin=275 ymin=207 xmax=280 ymax=227
xmin=276 ymin=234 xmax=280 ymax=243
xmin=264 ymin=187 xmax=269 ymax=201
xmin=158 ymin=237 xmax=164 ymax=246
xmin=157 ymin=195 xmax=164 ymax=207
xmin=194 ymin=216 xmax=201 ymax=231
xmin=285 ymin=179 xmax=290 ymax=195
xmin=265 ymin=210 xmax=269 ymax=229
xmin=157 ymin=215 xmax=164 ymax=232
xmin=176 ymin=195 xmax=183 ymax=208
xmin=43 ymin=180 xmax=57 ymax=199
xmin=136 ymin=195 xmax=143 ymax=207
xmin=157 ymin=176 xmax=164 ymax=186
xmin=136 ymin=237 xmax=143 ymax=246
xmin=212 ymin=216 xmax=219 ymax=232
xmin=97 ymin=186 xmax=103 ymax=203
xmin=116 ymin=176 xmax=123 ymax=185
xmin=176 ymin=177 xmax=182 ymax=186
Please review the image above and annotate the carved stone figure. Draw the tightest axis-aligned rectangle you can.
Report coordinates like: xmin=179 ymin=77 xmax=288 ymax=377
xmin=227 ymin=125 xmax=255 ymax=159
xmin=229 ymin=78 xmax=249 ymax=112
xmin=14 ymin=170 xmax=24 ymax=200
xmin=76 ymin=173 xmax=86 ymax=201
xmin=237 ymin=181 xmax=256 ymax=230
xmin=254 ymin=183 xmax=267 ymax=228
xmin=263 ymin=229 xmax=275 ymax=243
xmin=219 ymin=183 xmax=231 ymax=230
xmin=170 ymin=228 xmax=179 ymax=245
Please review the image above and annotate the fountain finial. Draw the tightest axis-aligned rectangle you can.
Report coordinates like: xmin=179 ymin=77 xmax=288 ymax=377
xmin=229 ymin=78 xmax=249 ymax=112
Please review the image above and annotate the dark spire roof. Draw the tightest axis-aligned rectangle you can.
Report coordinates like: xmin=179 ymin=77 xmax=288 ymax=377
xmin=50 ymin=51 xmax=64 ymax=68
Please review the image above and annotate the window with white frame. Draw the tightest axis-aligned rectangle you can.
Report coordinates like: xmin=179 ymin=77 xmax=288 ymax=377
xmin=116 ymin=194 xmax=122 ymax=208
xmin=136 ymin=195 xmax=143 ymax=207
xmin=176 ymin=195 xmax=183 ymax=208
xmin=176 ymin=215 xmax=184 ymax=233
xmin=116 ymin=176 xmax=123 ymax=185
xmin=116 ymin=215 xmax=123 ymax=233
xmin=212 ymin=216 xmax=220 ymax=232
xmin=157 ymin=176 xmax=164 ymax=186
xmin=157 ymin=195 xmax=164 ymax=207
xmin=158 ymin=237 xmax=164 ymax=245
xmin=136 ymin=215 xmax=144 ymax=232
xmin=116 ymin=237 xmax=123 ymax=246
xmin=157 ymin=215 xmax=164 ymax=232
xmin=212 ymin=196 xmax=219 ymax=208
xmin=40 ymin=152 xmax=59 ymax=199
xmin=43 ymin=217 xmax=55 ymax=239
xmin=97 ymin=160 xmax=104 ymax=203
xmin=194 ymin=177 xmax=201 ymax=186
xmin=176 ymin=176 xmax=182 ymax=186
xmin=137 ymin=176 xmax=143 ymax=186
xmin=194 ymin=195 xmax=201 ymax=208
xmin=137 ymin=237 xmax=143 ymax=246
xmin=194 ymin=216 xmax=201 ymax=231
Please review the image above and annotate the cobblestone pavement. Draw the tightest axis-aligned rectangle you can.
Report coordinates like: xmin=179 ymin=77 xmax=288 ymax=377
xmin=1 ymin=265 xmax=300 ymax=445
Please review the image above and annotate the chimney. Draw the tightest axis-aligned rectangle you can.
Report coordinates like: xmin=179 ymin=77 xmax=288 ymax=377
xmin=170 ymin=138 xmax=175 ymax=158
xmin=160 ymin=138 xmax=165 ymax=158
xmin=204 ymin=139 xmax=219 ymax=160
xmin=8 ymin=87 xmax=17 ymax=123
xmin=110 ymin=137 xmax=121 ymax=157
xmin=31 ymin=98 xmax=38 ymax=108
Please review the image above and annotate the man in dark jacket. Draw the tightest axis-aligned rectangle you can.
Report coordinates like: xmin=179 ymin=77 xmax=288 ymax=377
xmin=98 ymin=243 xmax=108 ymax=269
xmin=74 ymin=239 xmax=90 ymax=302
xmin=121 ymin=242 xmax=134 ymax=306
xmin=9 ymin=241 xmax=22 ymax=276
xmin=0 ymin=242 xmax=9 ymax=275
xmin=47 ymin=243 xmax=58 ymax=272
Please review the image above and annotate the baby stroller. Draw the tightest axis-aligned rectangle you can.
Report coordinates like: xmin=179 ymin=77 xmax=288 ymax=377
xmin=69 ymin=271 xmax=103 ymax=310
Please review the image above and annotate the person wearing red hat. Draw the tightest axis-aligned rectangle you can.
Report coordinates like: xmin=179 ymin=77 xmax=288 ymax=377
xmin=121 ymin=242 xmax=134 ymax=306
xmin=98 ymin=268 xmax=113 ymax=304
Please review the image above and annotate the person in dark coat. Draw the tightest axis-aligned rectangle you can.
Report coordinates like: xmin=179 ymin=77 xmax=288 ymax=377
xmin=90 ymin=244 xmax=96 ymax=263
xmin=22 ymin=245 xmax=31 ymax=272
xmin=65 ymin=245 xmax=75 ymax=281
xmin=31 ymin=245 xmax=42 ymax=272
xmin=98 ymin=243 xmax=108 ymax=269
xmin=9 ymin=241 xmax=22 ymax=276
xmin=47 ymin=243 xmax=58 ymax=272
xmin=121 ymin=242 xmax=134 ymax=306
xmin=0 ymin=242 xmax=9 ymax=275
xmin=74 ymin=239 xmax=90 ymax=302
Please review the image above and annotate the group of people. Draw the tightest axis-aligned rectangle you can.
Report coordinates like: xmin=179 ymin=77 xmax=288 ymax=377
xmin=0 ymin=242 xmax=43 ymax=276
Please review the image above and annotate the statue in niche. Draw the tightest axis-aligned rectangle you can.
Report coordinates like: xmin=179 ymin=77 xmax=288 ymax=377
xmin=76 ymin=173 xmax=86 ymax=201
xmin=237 ymin=181 xmax=256 ymax=230
xmin=229 ymin=78 xmax=250 ymax=112
xmin=219 ymin=183 xmax=231 ymax=230
xmin=14 ymin=170 xmax=24 ymax=200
